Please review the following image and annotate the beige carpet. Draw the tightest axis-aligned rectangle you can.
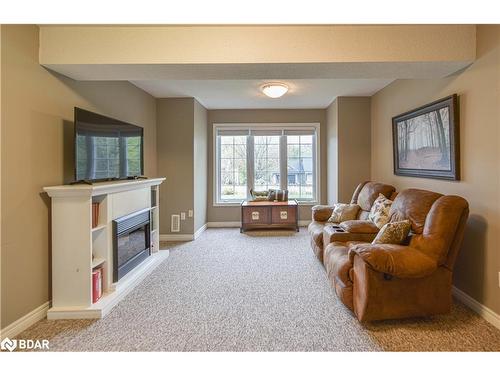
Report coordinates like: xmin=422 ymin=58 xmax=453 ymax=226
xmin=18 ymin=228 xmax=500 ymax=351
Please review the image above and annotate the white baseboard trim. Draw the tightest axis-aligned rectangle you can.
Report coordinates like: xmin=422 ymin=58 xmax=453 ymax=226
xmin=0 ymin=301 xmax=50 ymax=339
xmin=207 ymin=221 xmax=241 ymax=228
xmin=452 ymin=286 xmax=500 ymax=330
xmin=160 ymin=233 xmax=194 ymax=241
xmin=160 ymin=223 xmax=208 ymax=242
xmin=194 ymin=223 xmax=208 ymax=239
xmin=298 ymin=220 xmax=311 ymax=227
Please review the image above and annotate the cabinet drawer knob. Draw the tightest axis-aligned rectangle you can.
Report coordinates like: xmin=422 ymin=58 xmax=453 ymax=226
xmin=251 ymin=211 xmax=260 ymax=220
xmin=280 ymin=211 xmax=288 ymax=219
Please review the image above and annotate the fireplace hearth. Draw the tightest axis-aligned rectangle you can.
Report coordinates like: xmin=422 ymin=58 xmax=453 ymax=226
xmin=113 ymin=208 xmax=151 ymax=282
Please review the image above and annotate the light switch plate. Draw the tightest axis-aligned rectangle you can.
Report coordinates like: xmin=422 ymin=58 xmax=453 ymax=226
xmin=180 ymin=212 xmax=186 ymax=220
xmin=188 ymin=210 xmax=193 ymax=218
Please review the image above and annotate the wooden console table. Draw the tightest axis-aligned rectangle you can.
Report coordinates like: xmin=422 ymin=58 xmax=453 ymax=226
xmin=240 ymin=199 xmax=299 ymax=232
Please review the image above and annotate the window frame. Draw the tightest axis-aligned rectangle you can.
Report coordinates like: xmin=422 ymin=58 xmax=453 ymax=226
xmin=213 ymin=123 xmax=320 ymax=206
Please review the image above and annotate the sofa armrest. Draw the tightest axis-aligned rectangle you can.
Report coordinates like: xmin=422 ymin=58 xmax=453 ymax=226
xmin=311 ymin=205 xmax=334 ymax=222
xmin=348 ymin=243 xmax=437 ymax=278
xmin=323 ymin=225 xmax=377 ymax=248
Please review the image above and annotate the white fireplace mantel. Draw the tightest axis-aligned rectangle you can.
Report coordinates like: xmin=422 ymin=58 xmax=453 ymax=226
xmin=43 ymin=177 xmax=166 ymax=319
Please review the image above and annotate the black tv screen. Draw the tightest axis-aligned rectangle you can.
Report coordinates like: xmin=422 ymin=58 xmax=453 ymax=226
xmin=74 ymin=108 xmax=144 ymax=182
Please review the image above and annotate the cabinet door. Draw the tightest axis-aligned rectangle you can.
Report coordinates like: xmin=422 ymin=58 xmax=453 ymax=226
xmin=271 ymin=206 xmax=297 ymax=224
xmin=242 ymin=206 xmax=271 ymax=224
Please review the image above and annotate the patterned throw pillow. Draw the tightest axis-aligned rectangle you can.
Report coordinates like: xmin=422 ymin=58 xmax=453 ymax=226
xmin=369 ymin=193 xmax=393 ymax=228
xmin=372 ymin=220 xmax=411 ymax=245
xmin=327 ymin=203 xmax=361 ymax=223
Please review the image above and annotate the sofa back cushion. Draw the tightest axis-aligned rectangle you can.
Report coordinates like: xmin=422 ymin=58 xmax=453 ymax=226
xmin=389 ymin=189 xmax=442 ymax=234
xmin=350 ymin=181 xmax=396 ymax=215
xmin=411 ymin=195 xmax=469 ymax=267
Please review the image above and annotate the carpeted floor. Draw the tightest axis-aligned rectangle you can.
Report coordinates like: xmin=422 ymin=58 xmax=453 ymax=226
xmin=18 ymin=228 xmax=500 ymax=351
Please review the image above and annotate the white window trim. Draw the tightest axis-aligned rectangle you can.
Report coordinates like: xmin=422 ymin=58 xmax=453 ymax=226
xmin=213 ymin=123 xmax=321 ymax=206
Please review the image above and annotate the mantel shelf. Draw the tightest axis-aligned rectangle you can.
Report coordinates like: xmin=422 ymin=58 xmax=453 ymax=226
xmin=43 ymin=177 xmax=166 ymax=198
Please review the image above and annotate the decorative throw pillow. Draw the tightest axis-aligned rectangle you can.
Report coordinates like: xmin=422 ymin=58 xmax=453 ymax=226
xmin=250 ymin=188 xmax=269 ymax=201
xmin=368 ymin=193 xmax=393 ymax=228
xmin=327 ymin=203 xmax=360 ymax=223
xmin=268 ymin=189 xmax=289 ymax=202
xmin=372 ymin=220 xmax=411 ymax=245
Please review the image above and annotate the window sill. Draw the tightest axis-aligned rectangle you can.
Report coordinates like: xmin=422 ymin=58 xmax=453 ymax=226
xmin=213 ymin=202 xmax=244 ymax=207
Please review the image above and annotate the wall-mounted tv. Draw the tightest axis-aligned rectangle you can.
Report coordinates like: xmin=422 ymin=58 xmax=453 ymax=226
xmin=74 ymin=108 xmax=144 ymax=182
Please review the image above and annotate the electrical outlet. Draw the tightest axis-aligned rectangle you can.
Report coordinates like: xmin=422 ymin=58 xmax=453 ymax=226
xmin=188 ymin=210 xmax=193 ymax=218
xmin=180 ymin=212 xmax=186 ymax=220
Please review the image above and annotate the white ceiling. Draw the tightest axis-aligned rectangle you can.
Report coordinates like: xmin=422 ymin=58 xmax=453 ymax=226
xmin=131 ymin=78 xmax=394 ymax=109
xmin=45 ymin=60 xmax=471 ymax=109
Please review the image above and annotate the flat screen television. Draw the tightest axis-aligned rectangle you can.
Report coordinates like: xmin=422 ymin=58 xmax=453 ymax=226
xmin=74 ymin=107 xmax=144 ymax=182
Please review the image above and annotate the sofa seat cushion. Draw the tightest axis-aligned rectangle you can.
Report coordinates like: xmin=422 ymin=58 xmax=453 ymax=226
xmin=340 ymin=220 xmax=379 ymax=234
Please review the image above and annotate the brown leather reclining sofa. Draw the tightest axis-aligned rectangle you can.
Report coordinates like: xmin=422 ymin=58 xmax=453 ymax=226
xmin=324 ymin=188 xmax=469 ymax=322
xmin=308 ymin=181 xmax=397 ymax=263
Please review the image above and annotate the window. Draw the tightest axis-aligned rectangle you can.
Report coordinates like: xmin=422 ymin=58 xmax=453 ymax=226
xmin=254 ymin=136 xmax=281 ymax=191
xmin=218 ymin=135 xmax=247 ymax=202
xmin=215 ymin=124 xmax=319 ymax=204
xmin=287 ymin=135 xmax=314 ymax=200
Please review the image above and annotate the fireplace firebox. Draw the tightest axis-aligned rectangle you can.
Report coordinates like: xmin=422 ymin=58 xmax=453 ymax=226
xmin=113 ymin=208 xmax=151 ymax=282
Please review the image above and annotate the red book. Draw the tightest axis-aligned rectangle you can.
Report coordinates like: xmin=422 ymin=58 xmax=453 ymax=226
xmin=92 ymin=267 xmax=103 ymax=303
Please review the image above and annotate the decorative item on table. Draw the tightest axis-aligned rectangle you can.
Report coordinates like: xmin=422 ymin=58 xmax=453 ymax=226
xmin=92 ymin=267 xmax=103 ymax=303
xmin=250 ymin=188 xmax=270 ymax=201
xmin=268 ymin=189 xmax=289 ymax=202
xmin=392 ymin=94 xmax=460 ymax=180
xmin=92 ymin=202 xmax=100 ymax=228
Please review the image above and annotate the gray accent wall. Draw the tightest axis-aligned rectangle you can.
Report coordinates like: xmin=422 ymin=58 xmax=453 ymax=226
xmin=326 ymin=97 xmax=371 ymax=204
xmin=194 ymin=100 xmax=208 ymax=232
xmin=156 ymin=98 xmax=208 ymax=235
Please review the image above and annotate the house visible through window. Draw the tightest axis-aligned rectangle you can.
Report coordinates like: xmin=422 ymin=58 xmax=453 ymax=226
xmin=214 ymin=124 xmax=319 ymax=204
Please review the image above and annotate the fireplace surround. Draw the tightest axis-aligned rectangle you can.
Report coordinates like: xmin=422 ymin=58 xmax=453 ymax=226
xmin=113 ymin=208 xmax=151 ymax=282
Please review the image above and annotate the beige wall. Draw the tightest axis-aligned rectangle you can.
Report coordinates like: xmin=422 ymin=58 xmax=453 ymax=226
xmin=207 ymin=109 xmax=327 ymax=222
xmin=157 ymin=98 xmax=195 ymax=235
xmin=39 ymin=25 xmax=476 ymax=65
xmin=194 ymin=100 xmax=208 ymax=232
xmin=0 ymin=25 xmax=158 ymax=328
xmin=371 ymin=25 xmax=500 ymax=314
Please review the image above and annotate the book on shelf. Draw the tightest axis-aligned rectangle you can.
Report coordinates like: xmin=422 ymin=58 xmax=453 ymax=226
xmin=92 ymin=267 xmax=103 ymax=303
xmin=92 ymin=202 xmax=100 ymax=228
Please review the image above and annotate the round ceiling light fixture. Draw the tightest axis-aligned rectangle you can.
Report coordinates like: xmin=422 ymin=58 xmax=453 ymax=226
xmin=261 ymin=83 xmax=289 ymax=98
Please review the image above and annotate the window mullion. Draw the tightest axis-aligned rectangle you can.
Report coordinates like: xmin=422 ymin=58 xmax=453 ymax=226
xmin=280 ymin=135 xmax=287 ymax=191
xmin=247 ymin=135 xmax=254 ymax=200
xmin=216 ymin=136 xmax=221 ymax=203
